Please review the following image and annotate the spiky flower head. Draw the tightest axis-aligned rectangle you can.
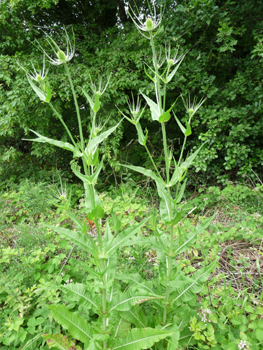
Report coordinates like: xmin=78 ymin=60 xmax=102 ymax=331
xmin=166 ymin=45 xmax=185 ymax=68
xmin=89 ymin=73 xmax=112 ymax=97
xmin=129 ymin=4 xmax=163 ymax=39
xmin=18 ymin=55 xmax=48 ymax=83
xmin=127 ymin=94 xmax=142 ymax=120
xmin=37 ymin=27 xmax=75 ymax=66
xmin=181 ymin=93 xmax=207 ymax=120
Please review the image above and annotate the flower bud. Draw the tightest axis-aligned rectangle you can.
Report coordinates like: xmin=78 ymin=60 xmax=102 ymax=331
xmin=168 ymin=59 xmax=174 ymax=67
xmin=36 ymin=74 xmax=44 ymax=83
xmin=188 ymin=108 xmax=194 ymax=117
xmin=145 ymin=18 xmax=154 ymax=31
xmin=57 ymin=50 xmax=67 ymax=63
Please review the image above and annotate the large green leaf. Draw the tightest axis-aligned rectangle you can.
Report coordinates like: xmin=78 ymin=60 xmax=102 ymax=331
xmin=109 ymin=290 xmax=161 ymax=312
xmin=119 ymin=164 xmax=165 ymax=187
xmin=49 ymin=305 xmax=92 ymax=344
xmin=62 ymin=283 xmax=100 ymax=311
xmin=166 ymin=57 xmax=185 ymax=83
xmin=120 ymin=305 xmax=148 ymax=328
xmin=180 ymin=142 xmax=207 ymax=171
xmin=86 ymin=121 xmax=122 ymax=153
xmin=71 ymin=159 xmax=103 ymax=185
xmin=174 ymin=215 xmax=215 ymax=255
xmin=46 ymin=225 xmax=95 ymax=256
xmin=110 ymin=328 xmax=173 ymax=350
xmin=23 ymin=130 xmax=81 ymax=157
xmin=140 ymin=92 xmax=160 ymax=121
xmin=167 ymin=322 xmax=180 ymax=350
xmin=115 ymin=273 xmax=155 ymax=295
xmin=27 ymin=76 xmax=52 ymax=102
xmin=105 ymin=218 xmax=149 ymax=257
xmin=171 ymin=260 xmax=217 ymax=306
xmin=84 ymin=183 xmax=102 ymax=215
xmin=42 ymin=333 xmax=82 ymax=350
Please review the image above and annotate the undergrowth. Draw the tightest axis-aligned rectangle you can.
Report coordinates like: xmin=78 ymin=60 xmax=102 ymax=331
xmin=0 ymin=179 xmax=262 ymax=349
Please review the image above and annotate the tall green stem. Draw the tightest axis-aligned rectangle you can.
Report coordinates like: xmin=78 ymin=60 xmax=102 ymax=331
xmin=64 ymin=62 xmax=106 ymax=348
xmin=49 ymin=103 xmax=77 ymax=148
xmin=150 ymin=33 xmax=162 ymax=115
xmin=163 ymin=225 xmax=174 ymax=325
xmin=64 ymin=64 xmax=85 ymax=151
xmin=100 ymin=259 xmax=108 ymax=349
xmin=145 ymin=144 xmax=162 ymax=178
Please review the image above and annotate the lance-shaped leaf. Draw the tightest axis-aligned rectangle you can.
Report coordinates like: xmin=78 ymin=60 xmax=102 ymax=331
xmin=140 ymin=92 xmax=160 ymax=121
xmin=27 ymin=76 xmax=52 ymax=103
xmin=173 ymin=114 xmax=186 ymax=134
xmin=110 ymin=328 xmax=173 ymax=350
xmin=81 ymin=88 xmax=94 ymax=110
xmin=156 ymin=182 xmax=174 ymax=222
xmin=135 ymin=123 xmax=148 ymax=146
xmin=105 ymin=218 xmax=149 ymax=258
xmin=109 ymin=290 xmax=162 ymax=312
xmin=62 ymin=283 xmax=100 ymax=311
xmin=174 ymin=215 xmax=215 ymax=256
xmin=23 ymin=130 xmax=81 ymax=157
xmin=166 ymin=57 xmax=185 ymax=83
xmin=42 ymin=333 xmax=82 ymax=350
xmin=49 ymin=305 xmax=92 ymax=344
xmin=86 ymin=120 xmax=122 ymax=154
xmin=94 ymin=93 xmax=100 ymax=112
xmin=63 ymin=210 xmax=83 ymax=231
xmin=84 ymin=183 xmax=102 ymax=215
xmin=175 ymin=178 xmax=187 ymax=204
xmin=171 ymin=259 xmax=217 ymax=306
xmin=185 ymin=120 xmax=192 ymax=136
xmin=118 ymin=164 xmax=165 ymax=187
xmin=169 ymin=158 xmax=182 ymax=187
xmin=120 ymin=305 xmax=148 ymax=328
xmin=115 ymin=273 xmax=156 ymax=295
xmin=46 ymin=225 xmax=96 ymax=256
xmin=180 ymin=142 xmax=207 ymax=170
xmin=167 ymin=322 xmax=180 ymax=350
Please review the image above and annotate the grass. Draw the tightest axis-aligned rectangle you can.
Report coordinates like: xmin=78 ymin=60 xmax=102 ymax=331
xmin=0 ymin=178 xmax=263 ymax=349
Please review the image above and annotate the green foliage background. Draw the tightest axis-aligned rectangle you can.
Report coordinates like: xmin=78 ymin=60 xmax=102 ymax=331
xmin=1 ymin=0 xmax=263 ymax=185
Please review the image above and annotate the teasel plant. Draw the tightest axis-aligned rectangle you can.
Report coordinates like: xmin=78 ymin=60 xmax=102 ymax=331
xmin=19 ymin=27 xmax=180 ymax=350
xmin=114 ymin=3 xmax=218 ymax=349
